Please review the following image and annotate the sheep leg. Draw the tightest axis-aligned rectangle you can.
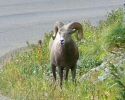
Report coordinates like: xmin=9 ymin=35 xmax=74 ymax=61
xmin=65 ymin=68 xmax=69 ymax=81
xmin=71 ymin=64 xmax=77 ymax=82
xmin=51 ymin=63 xmax=56 ymax=82
xmin=58 ymin=67 xmax=63 ymax=89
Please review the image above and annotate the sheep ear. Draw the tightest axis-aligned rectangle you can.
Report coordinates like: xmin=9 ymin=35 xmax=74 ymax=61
xmin=71 ymin=29 xmax=77 ymax=34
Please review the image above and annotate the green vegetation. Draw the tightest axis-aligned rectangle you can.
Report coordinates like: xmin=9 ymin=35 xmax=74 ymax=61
xmin=0 ymin=8 xmax=125 ymax=100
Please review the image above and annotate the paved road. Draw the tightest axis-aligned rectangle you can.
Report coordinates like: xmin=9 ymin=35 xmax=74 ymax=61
xmin=0 ymin=0 xmax=123 ymax=57
xmin=0 ymin=0 xmax=123 ymax=99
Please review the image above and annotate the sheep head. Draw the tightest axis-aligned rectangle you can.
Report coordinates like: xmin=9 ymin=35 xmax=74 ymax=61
xmin=53 ymin=22 xmax=83 ymax=45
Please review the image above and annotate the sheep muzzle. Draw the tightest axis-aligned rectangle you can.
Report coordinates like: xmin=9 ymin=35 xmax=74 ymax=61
xmin=60 ymin=37 xmax=65 ymax=45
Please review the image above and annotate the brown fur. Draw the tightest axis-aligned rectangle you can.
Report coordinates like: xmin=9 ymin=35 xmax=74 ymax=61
xmin=49 ymin=22 xmax=83 ymax=89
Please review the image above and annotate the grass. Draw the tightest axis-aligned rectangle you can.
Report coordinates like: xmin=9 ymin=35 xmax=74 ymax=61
xmin=0 ymin=8 xmax=125 ymax=100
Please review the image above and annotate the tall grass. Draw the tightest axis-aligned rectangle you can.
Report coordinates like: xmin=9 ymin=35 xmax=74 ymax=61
xmin=0 ymin=8 xmax=125 ymax=100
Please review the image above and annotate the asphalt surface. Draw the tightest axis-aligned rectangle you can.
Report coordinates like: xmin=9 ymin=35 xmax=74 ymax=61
xmin=0 ymin=0 xmax=123 ymax=57
xmin=0 ymin=0 xmax=123 ymax=99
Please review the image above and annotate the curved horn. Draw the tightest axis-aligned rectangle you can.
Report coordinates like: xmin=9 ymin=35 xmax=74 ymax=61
xmin=67 ymin=22 xmax=83 ymax=40
xmin=53 ymin=22 xmax=64 ymax=40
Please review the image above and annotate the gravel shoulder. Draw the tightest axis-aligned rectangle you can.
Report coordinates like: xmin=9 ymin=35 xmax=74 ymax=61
xmin=0 ymin=92 xmax=10 ymax=100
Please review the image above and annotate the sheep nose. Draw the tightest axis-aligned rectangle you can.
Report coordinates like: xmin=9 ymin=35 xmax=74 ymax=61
xmin=60 ymin=39 xmax=64 ymax=44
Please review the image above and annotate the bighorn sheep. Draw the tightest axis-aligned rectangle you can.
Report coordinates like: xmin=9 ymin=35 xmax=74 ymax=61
xmin=49 ymin=21 xmax=83 ymax=88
